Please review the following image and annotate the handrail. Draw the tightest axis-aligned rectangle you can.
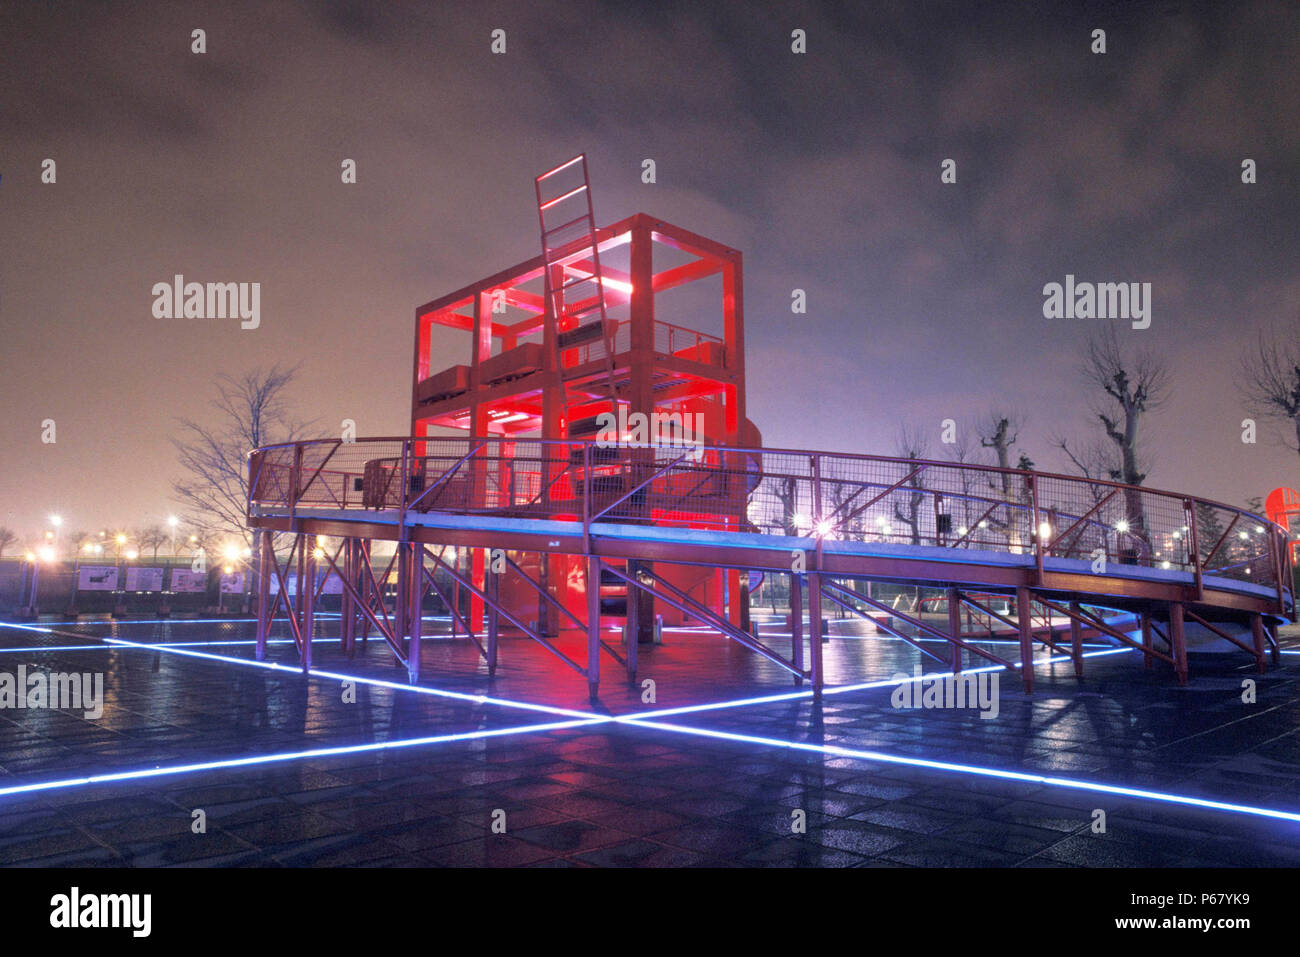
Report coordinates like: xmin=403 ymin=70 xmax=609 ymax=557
xmin=246 ymin=434 xmax=1294 ymax=616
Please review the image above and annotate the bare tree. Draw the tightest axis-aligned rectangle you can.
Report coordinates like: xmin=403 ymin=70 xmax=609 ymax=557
xmin=172 ymin=365 xmax=312 ymax=600
xmin=172 ymin=364 xmax=310 ymax=545
xmin=1237 ymin=323 xmax=1300 ymax=458
xmin=976 ymin=411 xmax=1028 ymax=546
xmin=0 ymin=528 xmax=16 ymax=559
xmin=892 ymin=425 xmax=930 ymax=546
xmin=1082 ymin=326 xmax=1169 ymax=487
xmin=137 ymin=525 xmax=168 ymax=561
xmin=978 ymin=411 xmax=1023 ymax=474
xmin=1074 ymin=327 xmax=1170 ymax=561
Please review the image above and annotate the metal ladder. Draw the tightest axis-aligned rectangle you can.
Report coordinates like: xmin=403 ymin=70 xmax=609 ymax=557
xmin=534 ymin=154 xmax=621 ymax=427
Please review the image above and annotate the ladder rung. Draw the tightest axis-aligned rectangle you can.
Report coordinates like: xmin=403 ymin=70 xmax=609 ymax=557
xmin=560 ymin=274 xmax=599 ymax=290
xmin=539 ymin=184 xmax=588 ymax=212
xmin=542 ymin=212 xmax=594 ymax=238
xmin=536 ymin=155 xmax=585 ymax=182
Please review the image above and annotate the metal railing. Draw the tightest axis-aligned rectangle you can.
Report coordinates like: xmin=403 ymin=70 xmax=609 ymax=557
xmin=247 ymin=436 xmax=1294 ymax=614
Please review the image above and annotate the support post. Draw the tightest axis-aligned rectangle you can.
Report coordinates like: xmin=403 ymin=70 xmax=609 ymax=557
xmin=295 ymin=535 xmax=306 ymax=635
xmin=255 ymin=529 xmax=272 ymax=661
xmin=1069 ymin=600 xmax=1084 ymax=678
xmin=1250 ymin=613 xmax=1267 ymax=675
xmin=947 ymin=587 xmax=962 ymax=674
xmin=625 ymin=561 xmax=640 ymax=682
xmin=408 ymin=543 xmax=424 ymax=683
xmin=1140 ymin=612 xmax=1153 ymax=670
xmin=486 ymin=553 xmax=499 ymax=676
xmin=790 ymin=574 xmax=804 ymax=686
xmin=1016 ymin=586 xmax=1034 ymax=693
xmin=302 ymin=538 xmax=316 ymax=673
xmin=341 ymin=538 xmax=355 ymax=657
xmin=358 ymin=539 xmax=372 ymax=650
xmin=807 ymin=572 xmax=824 ymax=697
xmin=395 ymin=542 xmax=409 ymax=659
xmin=586 ymin=556 xmax=601 ymax=700
xmin=1169 ymin=601 xmax=1188 ymax=685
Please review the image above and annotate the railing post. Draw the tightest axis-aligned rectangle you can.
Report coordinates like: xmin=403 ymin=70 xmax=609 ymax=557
xmin=1186 ymin=499 xmax=1203 ymax=600
xmin=399 ymin=438 xmax=411 ymax=525
xmin=1029 ymin=473 xmax=1043 ymax=583
xmin=290 ymin=444 xmax=303 ymax=523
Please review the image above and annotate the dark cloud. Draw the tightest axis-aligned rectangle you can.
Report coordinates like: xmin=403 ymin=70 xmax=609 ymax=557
xmin=0 ymin=0 xmax=1296 ymax=537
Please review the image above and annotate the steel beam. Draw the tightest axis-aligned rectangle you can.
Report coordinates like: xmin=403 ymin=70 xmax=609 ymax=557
xmin=1016 ymin=586 xmax=1034 ymax=693
xmin=1169 ymin=602 xmax=1188 ymax=685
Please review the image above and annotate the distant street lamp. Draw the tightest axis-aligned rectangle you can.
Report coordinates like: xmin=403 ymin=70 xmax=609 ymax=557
xmin=168 ymin=515 xmax=179 ymax=557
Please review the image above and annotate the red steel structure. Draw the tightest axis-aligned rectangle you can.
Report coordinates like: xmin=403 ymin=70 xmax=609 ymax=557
xmin=410 ymin=155 xmax=759 ymax=643
xmin=245 ymin=158 xmax=1295 ymax=701
xmin=1266 ymin=487 xmax=1300 ymax=563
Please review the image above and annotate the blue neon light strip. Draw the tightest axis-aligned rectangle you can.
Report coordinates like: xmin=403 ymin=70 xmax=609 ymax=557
xmin=1 ymin=623 xmax=1294 ymax=824
xmin=622 ymin=716 xmax=1300 ymax=823
xmin=0 ymin=716 xmax=604 ymax=798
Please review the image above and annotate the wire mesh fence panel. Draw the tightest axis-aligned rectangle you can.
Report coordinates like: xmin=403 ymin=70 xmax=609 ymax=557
xmin=247 ymin=437 xmax=1290 ymax=602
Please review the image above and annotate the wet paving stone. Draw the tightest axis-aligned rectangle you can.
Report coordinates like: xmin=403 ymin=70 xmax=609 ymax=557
xmin=0 ymin=617 xmax=1296 ymax=866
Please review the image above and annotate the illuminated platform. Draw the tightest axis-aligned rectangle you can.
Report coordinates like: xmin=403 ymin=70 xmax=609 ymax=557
xmin=246 ymin=435 xmax=1294 ymax=697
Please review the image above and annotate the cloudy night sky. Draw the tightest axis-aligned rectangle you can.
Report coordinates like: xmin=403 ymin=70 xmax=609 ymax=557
xmin=1 ymin=0 xmax=1297 ymax=539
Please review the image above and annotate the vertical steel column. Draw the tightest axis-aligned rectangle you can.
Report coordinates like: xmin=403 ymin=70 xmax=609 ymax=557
xmin=1169 ymin=602 xmax=1188 ymax=685
xmin=1016 ymin=586 xmax=1034 ymax=693
xmin=294 ymin=534 xmax=306 ymax=635
xmin=625 ymin=561 xmax=640 ymax=682
xmin=807 ymin=572 xmax=824 ymax=697
xmin=358 ymin=539 xmax=372 ymax=650
xmin=302 ymin=539 xmax=316 ymax=673
xmin=395 ymin=542 xmax=409 ymax=657
xmin=486 ymin=553 xmax=499 ymax=676
xmin=1140 ymin=611 xmax=1153 ymax=670
xmin=255 ymin=529 xmax=272 ymax=661
xmin=790 ymin=574 xmax=804 ymax=686
xmin=586 ymin=556 xmax=602 ymax=700
xmin=1250 ymin=613 xmax=1267 ymax=675
xmin=408 ymin=543 xmax=424 ymax=683
xmin=341 ymin=538 xmax=355 ymax=657
xmin=946 ymin=587 xmax=962 ymax=674
xmin=1068 ymin=600 xmax=1084 ymax=678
